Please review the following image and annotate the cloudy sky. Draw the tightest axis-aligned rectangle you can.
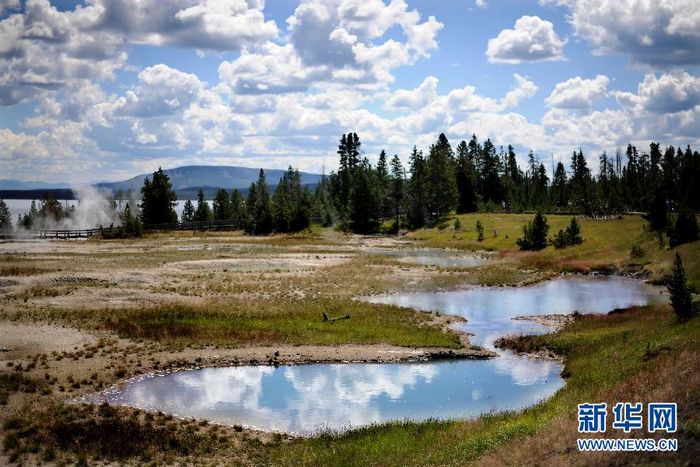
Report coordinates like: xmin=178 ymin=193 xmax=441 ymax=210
xmin=0 ymin=0 xmax=699 ymax=184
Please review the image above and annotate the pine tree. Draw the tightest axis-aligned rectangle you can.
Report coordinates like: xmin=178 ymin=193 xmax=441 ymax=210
xmin=502 ymin=145 xmax=523 ymax=212
xmin=230 ymin=189 xmax=245 ymax=228
xmin=245 ymin=183 xmax=257 ymax=233
xmin=661 ymin=145 xmax=678 ymax=207
xmin=565 ymin=217 xmax=583 ymax=245
xmin=40 ymin=194 xmax=65 ymax=225
xmin=517 ymin=211 xmax=549 ymax=251
xmin=481 ymin=139 xmax=503 ymax=205
xmin=569 ymin=150 xmax=595 ymax=216
xmin=645 ymin=190 xmax=668 ymax=232
xmin=0 ymin=199 xmax=12 ymax=232
xmin=181 ymin=200 xmax=195 ymax=223
xmin=273 ymin=166 xmax=310 ymax=232
xmin=552 ymin=161 xmax=568 ymax=208
xmin=425 ymin=133 xmax=457 ymax=223
xmin=194 ymin=189 xmax=213 ymax=222
xmin=336 ymin=134 xmax=350 ymax=217
xmin=139 ymin=168 xmax=178 ymax=225
xmin=455 ymin=140 xmax=478 ymax=213
xmin=376 ymin=150 xmax=390 ymax=218
xmin=212 ymin=189 xmax=231 ymax=221
xmin=668 ymin=252 xmax=694 ymax=320
xmin=122 ymin=202 xmax=142 ymax=237
xmin=389 ymin=154 xmax=405 ymax=232
xmin=669 ymin=207 xmax=699 ymax=247
xmin=407 ymin=146 xmax=428 ymax=228
xmin=312 ymin=175 xmax=334 ymax=227
xmin=350 ymin=158 xmax=381 ymax=234
xmin=468 ymin=134 xmax=483 ymax=193
xmin=247 ymin=169 xmax=273 ymax=234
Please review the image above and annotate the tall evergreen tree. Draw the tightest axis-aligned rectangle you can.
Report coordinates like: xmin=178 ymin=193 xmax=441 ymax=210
xmin=194 ymin=189 xmax=213 ymax=222
xmin=390 ymin=154 xmax=405 ymax=231
xmin=552 ymin=162 xmax=568 ymax=208
xmin=350 ymin=158 xmax=381 ymax=233
xmin=661 ymin=145 xmax=679 ymax=207
xmin=407 ymin=146 xmax=428 ymax=228
xmin=212 ymin=188 xmax=232 ymax=221
xmin=669 ymin=207 xmax=699 ymax=247
xmin=0 ymin=199 xmax=12 ymax=232
xmin=122 ymin=202 xmax=142 ymax=236
xmin=181 ymin=200 xmax=195 ymax=223
xmin=139 ymin=167 xmax=178 ymax=225
xmin=230 ymin=189 xmax=245 ymax=227
xmin=668 ymin=252 xmax=694 ymax=320
xmin=502 ymin=144 xmax=523 ymax=212
xmin=245 ymin=182 xmax=257 ymax=233
xmin=312 ymin=174 xmax=335 ymax=227
xmin=481 ymin=138 xmax=504 ymax=205
xmin=336 ymin=133 xmax=351 ymax=216
xmin=376 ymin=150 xmax=390 ymax=218
xmin=569 ymin=150 xmax=595 ymax=216
xmin=467 ymin=134 xmax=483 ymax=192
xmin=246 ymin=169 xmax=273 ymax=234
xmin=273 ymin=166 xmax=311 ymax=233
xmin=455 ymin=140 xmax=478 ymax=213
xmin=425 ymin=133 xmax=457 ymax=222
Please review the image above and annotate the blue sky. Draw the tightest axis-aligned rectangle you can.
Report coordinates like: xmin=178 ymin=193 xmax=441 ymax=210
xmin=0 ymin=0 xmax=699 ymax=184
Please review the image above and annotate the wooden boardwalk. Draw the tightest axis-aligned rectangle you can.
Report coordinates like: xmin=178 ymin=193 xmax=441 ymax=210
xmin=37 ymin=228 xmax=104 ymax=239
xmin=33 ymin=220 xmax=244 ymax=239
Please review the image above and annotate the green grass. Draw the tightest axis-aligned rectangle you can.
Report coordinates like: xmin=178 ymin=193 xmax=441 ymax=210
xmin=264 ymin=305 xmax=700 ymax=466
xmin=20 ymin=299 xmax=461 ymax=349
xmin=411 ymin=213 xmax=700 ymax=290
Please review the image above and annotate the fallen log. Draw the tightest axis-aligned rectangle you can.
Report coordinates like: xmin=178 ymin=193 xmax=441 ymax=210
xmin=322 ymin=312 xmax=350 ymax=322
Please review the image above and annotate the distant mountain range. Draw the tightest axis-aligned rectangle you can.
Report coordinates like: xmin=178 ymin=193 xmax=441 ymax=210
xmin=0 ymin=165 xmax=323 ymax=199
xmin=0 ymin=180 xmax=69 ymax=190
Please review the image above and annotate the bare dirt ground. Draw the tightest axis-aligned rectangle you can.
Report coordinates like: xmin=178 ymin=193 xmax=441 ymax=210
xmin=0 ymin=231 xmax=497 ymax=390
xmin=0 ymin=231 xmax=509 ymax=464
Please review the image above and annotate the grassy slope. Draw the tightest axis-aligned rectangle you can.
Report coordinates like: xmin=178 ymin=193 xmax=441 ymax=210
xmin=264 ymin=214 xmax=700 ymax=465
xmin=411 ymin=213 xmax=700 ymax=290
xmin=90 ymin=301 xmax=460 ymax=349
xmin=266 ymin=305 xmax=700 ymax=466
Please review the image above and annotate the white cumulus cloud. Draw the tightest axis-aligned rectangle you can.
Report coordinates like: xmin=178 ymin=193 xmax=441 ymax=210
xmin=541 ymin=0 xmax=700 ymax=66
xmin=486 ymin=15 xmax=565 ymax=64
xmin=545 ymin=75 xmax=609 ymax=109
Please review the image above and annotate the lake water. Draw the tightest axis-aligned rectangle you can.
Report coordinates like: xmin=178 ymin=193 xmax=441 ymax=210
xmin=3 ymin=199 xmax=211 ymax=223
xmin=86 ymin=276 xmax=666 ymax=434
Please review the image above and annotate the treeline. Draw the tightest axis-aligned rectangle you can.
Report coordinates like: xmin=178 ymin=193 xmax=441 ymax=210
xmin=135 ymin=131 xmax=700 ymax=238
xmin=322 ymin=132 xmax=700 ymax=235
xmin=5 ymin=197 xmax=76 ymax=231
xmin=138 ymin=166 xmax=328 ymax=235
xmin=10 ymin=131 xmax=695 ymax=239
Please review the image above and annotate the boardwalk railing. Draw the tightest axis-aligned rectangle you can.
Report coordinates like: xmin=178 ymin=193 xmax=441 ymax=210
xmin=28 ymin=216 xmax=327 ymax=239
xmin=143 ymin=220 xmax=243 ymax=231
xmin=38 ymin=228 xmax=105 ymax=239
xmin=34 ymin=220 xmax=245 ymax=239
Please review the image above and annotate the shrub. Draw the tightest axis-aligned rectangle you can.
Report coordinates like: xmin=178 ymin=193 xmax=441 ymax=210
xmin=550 ymin=229 xmax=567 ymax=249
xmin=629 ymin=243 xmax=646 ymax=258
xmin=517 ymin=212 xmax=549 ymax=251
xmin=475 ymin=220 xmax=484 ymax=242
xmin=565 ymin=217 xmax=583 ymax=245
xmin=550 ymin=217 xmax=583 ymax=249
